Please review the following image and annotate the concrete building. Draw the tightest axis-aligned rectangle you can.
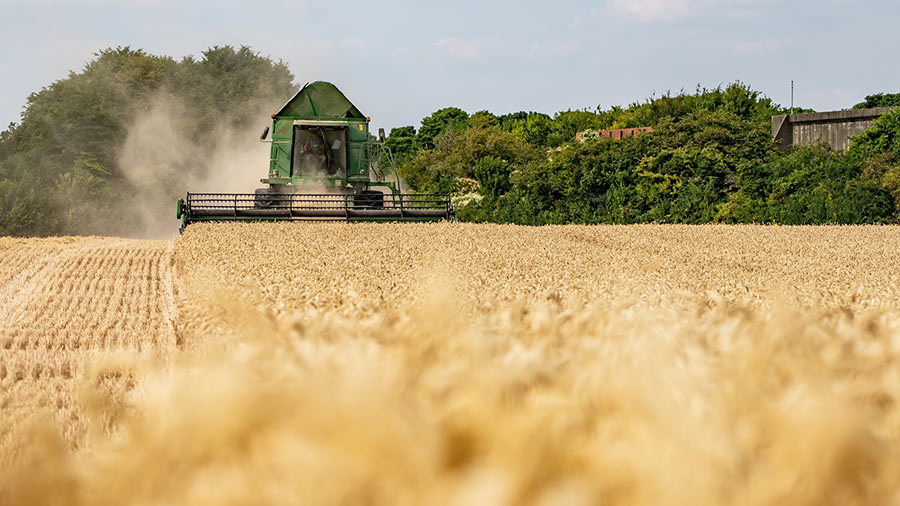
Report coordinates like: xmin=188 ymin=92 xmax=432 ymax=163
xmin=771 ymin=107 xmax=895 ymax=151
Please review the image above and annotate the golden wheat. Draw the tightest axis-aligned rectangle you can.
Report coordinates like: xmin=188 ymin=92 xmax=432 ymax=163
xmin=4 ymin=223 xmax=900 ymax=506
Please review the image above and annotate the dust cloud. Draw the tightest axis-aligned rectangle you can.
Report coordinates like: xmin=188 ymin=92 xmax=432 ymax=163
xmin=116 ymin=91 xmax=416 ymax=238
xmin=117 ymin=93 xmax=275 ymax=238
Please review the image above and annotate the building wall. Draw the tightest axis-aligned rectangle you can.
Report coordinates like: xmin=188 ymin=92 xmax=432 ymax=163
xmin=772 ymin=107 xmax=895 ymax=151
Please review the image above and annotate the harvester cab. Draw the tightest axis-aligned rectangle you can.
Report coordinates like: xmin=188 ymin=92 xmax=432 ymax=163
xmin=177 ymin=81 xmax=454 ymax=230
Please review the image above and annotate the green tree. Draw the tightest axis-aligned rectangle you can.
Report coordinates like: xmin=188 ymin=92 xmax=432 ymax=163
xmin=415 ymin=107 xmax=468 ymax=150
xmin=168 ymin=45 xmax=294 ymax=141
xmin=384 ymin=126 xmax=417 ymax=164
xmin=852 ymin=93 xmax=900 ymax=110
xmin=468 ymin=111 xmax=499 ymax=129
xmin=473 ymin=156 xmax=512 ymax=198
xmin=633 ymin=109 xmax=777 ymax=222
xmin=498 ymin=111 xmax=553 ymax=146
xmin=0 ymin=47 xmax=173 ymax=235
xmin=849 ymin=108 xmax=900 ymax=159
xmin=501 ymin=133 xmax=650 ymax=225
xmin=0 ymin=45 xmax=295 ymax=236
xmin=546 ymin=109 xmax=604 ymax=147
xmin=848 ymin=107 xmax=900 ymax=216
xmin=399 ymin=118 xmax=539 ymax=195
xmin=767 ymin=145 xmax=893 ymax=224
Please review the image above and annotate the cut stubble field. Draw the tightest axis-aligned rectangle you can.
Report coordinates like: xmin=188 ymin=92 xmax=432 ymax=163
xmin=0 ymin=237 xmax=174 ymax=466
xmin=3 ymin=223 xmax=900 ymax=506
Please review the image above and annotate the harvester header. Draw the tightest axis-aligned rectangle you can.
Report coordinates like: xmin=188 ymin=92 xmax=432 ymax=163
xmin=177 ymin=81 xmax=454 ymax=230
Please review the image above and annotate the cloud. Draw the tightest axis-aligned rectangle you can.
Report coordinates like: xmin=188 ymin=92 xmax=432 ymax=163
xmin=528 ymin=40 xmax=580 ymax=59
xmin=728 ymin=36 xmax=791 ymax=55
xmin=339 ymin=38 xmax=366 ymax=49
xmin=725 ymin=7 xmax=762 ymax=19
xmin=569 ymin=11 xmax=591 ymax=29
xmin=431 ymin=37 xmax=504 ymax=63
xmin=607 ymin=0 xmax=690 ymax=22
xmin=433 ymin=38 xmax=460 ymax=47
xmin=0 ymin=0 xmax=170 ymax=4
xmin=605 ymin=0 xmax=779 ymax=23
xmin=802 ymin=87 xmax=863 ymax=110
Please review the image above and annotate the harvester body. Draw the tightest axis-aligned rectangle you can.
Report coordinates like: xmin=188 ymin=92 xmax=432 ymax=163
xmin=264 ymin=81 xmax=390 ymax=194
xmin=177 ymin=81 xmax=454 ymax=230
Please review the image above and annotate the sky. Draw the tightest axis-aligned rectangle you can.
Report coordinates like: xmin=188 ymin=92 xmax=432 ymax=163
xmin=0 ymin=0 xmax=898 ymax=134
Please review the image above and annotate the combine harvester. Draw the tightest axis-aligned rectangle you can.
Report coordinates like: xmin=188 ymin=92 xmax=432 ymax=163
xmin=177 ymin=81 xmax=454 ymax=230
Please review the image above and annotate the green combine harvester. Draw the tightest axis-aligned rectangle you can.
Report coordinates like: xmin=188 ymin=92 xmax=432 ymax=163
xmin=177 ymin=81 xmax=454 ymax=230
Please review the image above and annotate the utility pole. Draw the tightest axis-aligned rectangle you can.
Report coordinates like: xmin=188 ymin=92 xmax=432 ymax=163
xmin=790 ymin=80 xmax=794 ymax=115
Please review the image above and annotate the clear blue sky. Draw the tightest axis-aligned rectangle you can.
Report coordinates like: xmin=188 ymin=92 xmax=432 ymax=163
xmin=1 ymin=0 xmax=897 ymax=134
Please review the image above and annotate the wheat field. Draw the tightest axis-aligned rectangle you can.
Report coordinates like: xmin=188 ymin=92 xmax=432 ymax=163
xmin=3 ymin=223 xmax=900 ymax=505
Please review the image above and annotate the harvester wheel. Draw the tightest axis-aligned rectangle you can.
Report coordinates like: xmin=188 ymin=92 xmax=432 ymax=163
xmin=355 ymin=190 xmax=384 ymax=209
xmin=254 ymin=188 xmax=276 ymax=209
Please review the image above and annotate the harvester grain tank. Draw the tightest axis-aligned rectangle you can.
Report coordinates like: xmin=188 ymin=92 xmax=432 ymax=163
xmin=176 ymin=81 xmax=454 ymax=230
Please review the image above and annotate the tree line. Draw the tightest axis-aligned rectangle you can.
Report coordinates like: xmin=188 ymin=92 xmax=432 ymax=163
xmin=0 ymin=46 xmax=294 ymax=236
xmin=1 ymin=45 xmax=899 ymax=236
xmin=388 ymin=86 xmax=900 ymax=225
